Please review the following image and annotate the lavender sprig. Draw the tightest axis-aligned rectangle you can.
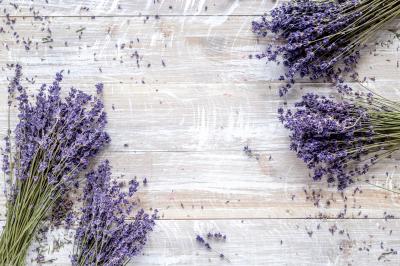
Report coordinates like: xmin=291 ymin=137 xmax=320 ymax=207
xmin=252 ymin=0 xmax=400 ymax=95
xmin=196 ymin=233 xmax=229 ymax=262
xmin=72 ymin=161 xmax=156 ymax=266
xmin=279 ymin=90 xmax=400 ymax=189
xmin=0 ymin=65 xmax=110 ymax=265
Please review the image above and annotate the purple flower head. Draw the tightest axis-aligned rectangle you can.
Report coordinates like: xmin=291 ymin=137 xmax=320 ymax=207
xmin=3 ymin=67 xmax=110 ymax=189
xmin=7 ymin=64 xmax=22 ymax=106
xmin=0 ymin=66 xmax=110 ymax=264
xmin=207 ymin=232 xmax=226 ymax=241
xmin=72 ymin=161 xmax=156 ymax=266
xmin=195 ymin=233 xmax=229 ymax=262
xmin=95 ymin=83 xmax=104 ymax=95
xmin=280 ymin=91 xmax=400 ymax=189
xmin=252 ymin=0 xmax=397 ymax=95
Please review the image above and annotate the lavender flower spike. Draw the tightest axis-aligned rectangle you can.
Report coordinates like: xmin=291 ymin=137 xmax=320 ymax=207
xmin=0 ymin=66 xmax=110 ymax=265
xmin=253 ymin=0 xmax=400 ymax=95
xmin=280 ymin=91 xmax=400 ymax=189
xmin=72 ymin=161 xmax=156 ymax=266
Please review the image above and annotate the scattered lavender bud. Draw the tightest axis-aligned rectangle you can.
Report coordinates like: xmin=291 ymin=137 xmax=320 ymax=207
xmin=196 ymin=235 xmax=205 ymax=244
xmin=95 ymin=82 xmax=104 ymax=94
xmin=195 ymin=233 xmax=229 ymax=262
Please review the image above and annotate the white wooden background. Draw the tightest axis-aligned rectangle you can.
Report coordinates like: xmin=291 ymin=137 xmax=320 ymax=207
xmin=0 ymin=0 xmax=400 ymax=265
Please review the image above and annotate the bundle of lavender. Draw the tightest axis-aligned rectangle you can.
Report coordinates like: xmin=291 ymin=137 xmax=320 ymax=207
xmin=252 ymin=0 xmax=400 ymax=95
xmin=72 ymin=160 xmax=155 ymax=266
xmin=0 ymin=65 xmax=110 ymax=264
xmin=279 ymin=91 xmax=400 ymax=189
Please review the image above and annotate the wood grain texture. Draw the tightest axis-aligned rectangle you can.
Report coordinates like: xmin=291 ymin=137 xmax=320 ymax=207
xmin=1 ymin=82 xmax=400 ymax=152
xmin=0 ymin=83 xmax=399 ymax=220
xmin=0 ymin=0 xmax=399 ymax=265
xmin=25 ymin=219 xmax=400 ymax=265
xmin=0 ymin=17 xmax=398 ymax=85
xmin=1 ymin=0 xmax=275 ymax=16
xmin=0 ymin=144 xmax=399 ymax=220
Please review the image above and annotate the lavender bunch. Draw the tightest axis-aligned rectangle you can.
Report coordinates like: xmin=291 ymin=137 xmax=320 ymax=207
xmin=279 ymin=91 xmax=400 ymax=189
xmin=72 ymin=161 xmax=155 ymax=266
xmin=0 ymin=65 xmax=110 ymax=265
xmin=252 ymin=0 xmax=400 ymax=95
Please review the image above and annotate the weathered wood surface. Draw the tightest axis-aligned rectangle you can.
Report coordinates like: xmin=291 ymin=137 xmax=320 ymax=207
xmin=0 ymin=83 xmax=400 ymax=220
xmin=1 ymin=0 xmax=275 ymax=16
xmin=26 ymin=219 xmax=400 ymax=266
xmin=0 ymin=17 xmax=398 ymax=84
xmin=0 ymin=0 xmax=399 ymax=265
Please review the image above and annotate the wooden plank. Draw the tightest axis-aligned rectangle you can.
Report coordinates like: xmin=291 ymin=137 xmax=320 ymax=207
xmin=1 ymin=149 xmax=400 ymax=220
xmin=0 ymin=0 xmax=275 ymax=16
xmin=0 ymin=81 xmax=399 ymax=220
xmin=0 ymin=17 xmax=398 ymax=85
xmin=0 ymin=2 xmax=398 ymax=265
xmin=1 ymin=82 xmax=400 ymax=152
xmin=101 ymin=150 xmax=400 ymax=219
xmin=24 ymin=219 xmax=400 ymax=265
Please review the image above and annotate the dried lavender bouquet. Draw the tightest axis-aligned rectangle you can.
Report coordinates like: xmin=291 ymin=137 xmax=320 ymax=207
xmin=72 ymin=160 xmax=155 ymax=266
xmin=0 ymin=65 xmax=110 ymax=265
xmin=279 ymin=90 xmax=400 ymax=189
xmin=252 ymin=0 xmax=400 ymax=95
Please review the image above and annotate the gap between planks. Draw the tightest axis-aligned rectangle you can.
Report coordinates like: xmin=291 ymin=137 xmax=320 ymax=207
xmin=0 ymin=15 xmax=266 ymax=18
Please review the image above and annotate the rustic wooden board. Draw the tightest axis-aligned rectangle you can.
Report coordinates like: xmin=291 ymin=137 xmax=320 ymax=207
xmin=0 ymin=17 xmax=398 ymax=85
xmin=0 ymin=82 xmax=399 ymax=220
xmin=2 ymin=82 xmax=400 ymax=152
xmin=1 ymin=144 xmax=400 ymax=220
xmin=26 ymin=219 xmax=400 ymax=265
xmin=1 ymin=0 xmax=275 ymax=16
xmin=0 ymin=0 xmax=399 ymax=265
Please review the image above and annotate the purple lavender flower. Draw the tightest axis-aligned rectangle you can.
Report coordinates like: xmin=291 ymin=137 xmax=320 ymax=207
xmin=72 ymin=161 xmax=156 ymax=266
xmin=0 ymin=65 xmax=110 ymax=265
xmin=3 ymin=67 xmax=110 ymax=185
xmin=252 ymin=0 xmax=400 ymax=95
xmin=195 ymin=233 xmax=229 ymax=261
xmin=207 ymin=232 xmax=226 ymax=241
xmin=7 ymin=63 xmax=22 ymax=106
xmin=280 ymin=92 xmax=400 ymax=189
xmin=95 ymin=82 xmax=104 ymax=95
xmin=196 ymin=235 xmax=205 ymax=244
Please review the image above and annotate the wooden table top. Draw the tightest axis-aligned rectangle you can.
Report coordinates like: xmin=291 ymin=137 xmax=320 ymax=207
xmin=0 ymin=1 xmax=399 ymax=265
